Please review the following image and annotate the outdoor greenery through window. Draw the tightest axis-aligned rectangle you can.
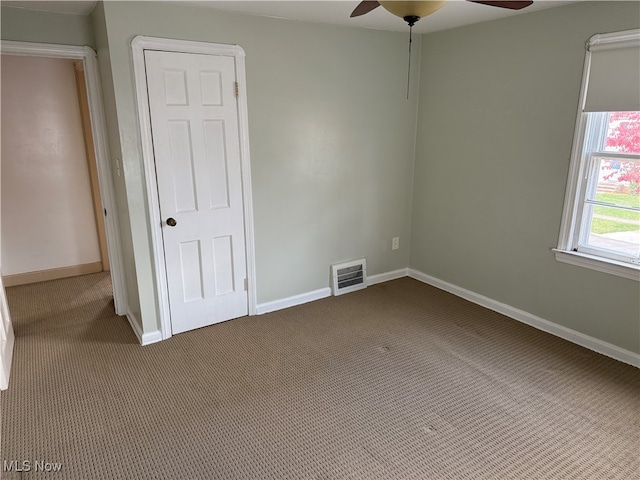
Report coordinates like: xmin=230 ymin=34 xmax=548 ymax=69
xmin=578 ymin=112 xmax=640 ymax=264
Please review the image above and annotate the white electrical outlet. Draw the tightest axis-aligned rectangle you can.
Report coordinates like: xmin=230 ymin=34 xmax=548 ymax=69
xmin=392 ymin=237 xmax=400 ymax=250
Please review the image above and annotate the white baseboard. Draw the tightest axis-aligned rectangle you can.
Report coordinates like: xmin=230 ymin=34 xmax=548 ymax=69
xmin=126 ymin=310 xmax=162 ymax=346
xmin=408 ymin=268 xmax=640 ymax=368
xmin=251 ymin=267 xmax=638 ymax=367
xmin=141 ymin=330 xmax=163 ymax=346
xmin=256 ymin=287 xmax=331 ymax=315
xmin=255 ymin=268 xmax=408 ymax=315
xmin=367 ymin=268 xmax=409 ymax=286
xmin=2 ymin=262 xmax=103 ymax=287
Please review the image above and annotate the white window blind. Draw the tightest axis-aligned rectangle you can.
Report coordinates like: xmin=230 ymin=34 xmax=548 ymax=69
xmin=583 ymin=30 xmax=640 ymax=113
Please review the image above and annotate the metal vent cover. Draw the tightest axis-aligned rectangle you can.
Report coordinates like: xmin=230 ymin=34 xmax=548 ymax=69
xmin=331 ymin=259 xmax=367 ymax=296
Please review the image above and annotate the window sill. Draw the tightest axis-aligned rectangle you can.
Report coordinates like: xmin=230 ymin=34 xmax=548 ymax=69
xmin=553 ymin=249 xmax=640 ymax=281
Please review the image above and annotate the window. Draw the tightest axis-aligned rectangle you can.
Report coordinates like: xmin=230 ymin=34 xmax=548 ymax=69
xmin=556 ymin=29 xmax=640 ymax=280
xmin=576 ymin=113 xmax=639 ymax=263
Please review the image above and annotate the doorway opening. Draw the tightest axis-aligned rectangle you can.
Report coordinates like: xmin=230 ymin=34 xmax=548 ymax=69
xmin=0 ymin=41 xmax=125 ymax=312
xmin=1 ymin=55 xmax=109 ymax=287
xmin=0 ymin=42 xmax=127 ymax=389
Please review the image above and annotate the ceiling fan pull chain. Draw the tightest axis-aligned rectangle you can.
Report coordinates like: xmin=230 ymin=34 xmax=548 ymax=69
xmin=406 ymin=24 xmax=413 ymax=100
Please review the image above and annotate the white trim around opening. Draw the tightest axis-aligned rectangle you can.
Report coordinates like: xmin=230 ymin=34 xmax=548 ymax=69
xmin=0 ymin=40 xmax=128 ymax=316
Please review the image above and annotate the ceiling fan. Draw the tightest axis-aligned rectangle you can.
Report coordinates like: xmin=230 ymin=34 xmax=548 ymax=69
xmin=351 ymin=1 xmax=534 ymax=98
xmin=351 ymin=1 xmax=534 ymax=27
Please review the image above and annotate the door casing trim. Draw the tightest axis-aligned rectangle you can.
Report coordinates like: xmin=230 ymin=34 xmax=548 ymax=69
xmin=131 ymin=36 xmax=257 ymax=340
xmin=0 ymin=41 xmax=128 ymax=316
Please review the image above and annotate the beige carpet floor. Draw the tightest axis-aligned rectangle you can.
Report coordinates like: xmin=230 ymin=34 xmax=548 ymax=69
xmin=1 ymin=273 xmax=638 ymax=479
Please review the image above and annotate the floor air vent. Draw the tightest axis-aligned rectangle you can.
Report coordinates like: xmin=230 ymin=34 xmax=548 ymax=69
xmin=331 ymin=259 xmax=367 ymax=296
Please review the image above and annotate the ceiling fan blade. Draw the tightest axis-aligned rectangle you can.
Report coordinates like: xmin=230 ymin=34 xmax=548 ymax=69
xmin=467 ymin=0 xmax=533 ymax=10
xmin=350 ymin=1 xmax=381 ymax=18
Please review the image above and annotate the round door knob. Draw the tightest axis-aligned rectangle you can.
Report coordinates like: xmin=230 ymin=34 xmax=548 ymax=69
xmin=166 ymin=217 xmax=177 ymax=227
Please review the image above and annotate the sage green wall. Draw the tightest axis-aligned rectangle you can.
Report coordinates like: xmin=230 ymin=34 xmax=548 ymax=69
xmin=411 ymin=2 xmax=640 ymax=353
xmin=0 ymin=5 xmax=95 ymax=47
xmin=100 ymin=1 xmax=419 ymax=333
xmin=6 ymin=1 xmax=634 ymax=354
xmin=91 ymin=3 xmax=142 ymax=326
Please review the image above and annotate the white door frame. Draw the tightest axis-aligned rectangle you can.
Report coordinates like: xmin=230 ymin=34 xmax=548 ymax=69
xmin=0 ymin=41 xmax=128 ymax=315
xmin=131 ymin=36 xmax=257 ymax=340
xmin=0 ymin=275 xmax=14 ymax=390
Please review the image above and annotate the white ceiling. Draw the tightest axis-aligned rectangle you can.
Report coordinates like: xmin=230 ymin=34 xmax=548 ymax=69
xmin=2 ymin=0 xmax=580 ymax=33
xmin=198 ymin=1 xmax=578 ymax=33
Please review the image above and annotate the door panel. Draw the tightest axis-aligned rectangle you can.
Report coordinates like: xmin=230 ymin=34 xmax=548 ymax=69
xmin=179 ymin=240 xmax=204 ymax=302
xmin=203 ymin=120 xmax=230 ymax=210
xmin=200 ymin=71 xmax=223 ymax=105
xmin=167 ymin=120 xmax=198 ymax=213
xmin=145 ymin=50 xmax=248 ymax=334
xmin=212 ymin=235 xmax=234 ymax=295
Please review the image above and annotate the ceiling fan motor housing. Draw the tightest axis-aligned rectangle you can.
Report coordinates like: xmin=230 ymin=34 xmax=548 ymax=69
xmin=403 ymin=15 xmax=421 ymax=27
xmin=379 ymin=1 xmax=448 ymax=20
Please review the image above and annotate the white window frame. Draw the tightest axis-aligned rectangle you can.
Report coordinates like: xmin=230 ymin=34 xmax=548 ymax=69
xmin=555 ymin=30 xmax=640 ymax=281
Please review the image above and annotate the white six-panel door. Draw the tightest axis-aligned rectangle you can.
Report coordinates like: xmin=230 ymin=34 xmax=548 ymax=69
xmin=145 ymin=50 xmax=248 ymax=334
